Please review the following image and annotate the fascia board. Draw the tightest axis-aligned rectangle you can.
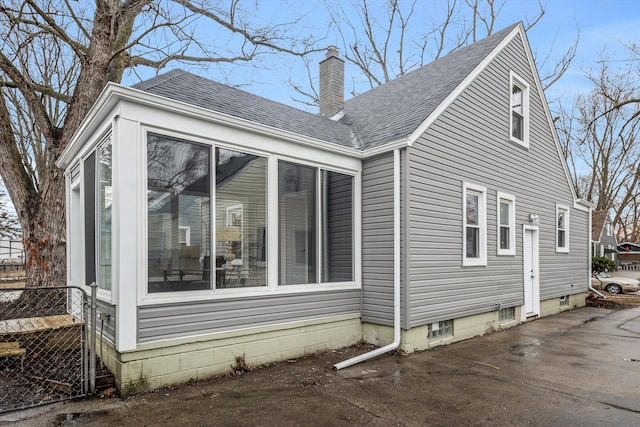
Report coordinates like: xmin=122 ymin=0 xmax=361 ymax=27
xmin=575 ymin=198 xmax=594 ymax=212
xmin=57 ymin=82 xmax=122 ymax=168
xmin=405 ymin=25 xmax=521 ymax=146
xmin=361 ymin=138 xmax=410 ymax=158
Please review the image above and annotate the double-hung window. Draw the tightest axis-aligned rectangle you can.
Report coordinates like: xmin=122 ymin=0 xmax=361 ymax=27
xmin=463 ymin=182 xmax=487 ymax=266
xmin=510 ymin=72 xmax=529 ymax=148
xmin=497 ymin=192 xmax=515 ymax=256
xmin=556 ymin=204 xmax=569 ymax=253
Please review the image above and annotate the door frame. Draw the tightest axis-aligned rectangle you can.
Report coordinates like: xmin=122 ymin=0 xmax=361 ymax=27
xmin=522 ymin=225 xmax=540 ymax=320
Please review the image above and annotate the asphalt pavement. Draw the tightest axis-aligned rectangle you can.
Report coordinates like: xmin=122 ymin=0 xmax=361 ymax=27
xmin=2 ymin=305 xmax=640 ymax=426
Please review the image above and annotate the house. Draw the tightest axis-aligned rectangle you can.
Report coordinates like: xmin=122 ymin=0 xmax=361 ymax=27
xmin=591 ymin=210 xmax=618 ymax=264
xmin=618 ymin=242 xmax=640 ymax=267
xmin=57 ymin=22 xmax=591 ymax=394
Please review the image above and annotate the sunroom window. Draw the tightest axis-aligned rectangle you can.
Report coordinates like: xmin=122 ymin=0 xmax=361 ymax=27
xmin=147 ymin=134 xmax=211 ymax=293
xmin=279 ymin=161 xmax=354 ymax=285
xmin=215 ymin=148 xmax=267 ymax=288
xmin=98 ymin=142 xmax=112 ymax=291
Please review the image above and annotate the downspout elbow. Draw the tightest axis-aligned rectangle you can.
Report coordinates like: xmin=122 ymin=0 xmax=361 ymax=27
xmin=589 ymin=281 xmax=606 ymax=298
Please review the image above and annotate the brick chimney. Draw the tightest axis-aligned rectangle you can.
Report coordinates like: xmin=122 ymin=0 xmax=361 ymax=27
xmin=319 ymin=46 xmax=344 ymax=118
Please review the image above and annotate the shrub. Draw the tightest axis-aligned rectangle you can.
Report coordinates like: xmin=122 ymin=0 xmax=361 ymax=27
xmin=592 ymin=256 xmax=616 ymax=274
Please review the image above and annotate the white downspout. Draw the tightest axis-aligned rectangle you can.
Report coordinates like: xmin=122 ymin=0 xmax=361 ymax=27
xmin=587 ymin=206 xmax=606 ymax=298
xmin=333 ymin=148 xmax=401 ymax=370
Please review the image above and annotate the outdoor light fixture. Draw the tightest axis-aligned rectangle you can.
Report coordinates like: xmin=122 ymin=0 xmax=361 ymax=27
xmin=528 ymin=214 xmax=540 ymax=225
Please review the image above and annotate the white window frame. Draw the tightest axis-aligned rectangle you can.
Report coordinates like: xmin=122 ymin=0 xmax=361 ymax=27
xmin=463 ymin=182 xmax=487 ymax=267
xmin=496 ymin=192 xmax=516 ymax=256
xmin=178 ymin=226 xmax=191 ymax=246
xmin=556 ymin=204 xmax=570 ymax=253
xmin=509 ymin=71 xmax=529 ymax=148
xmin=139 ymin=126 xmax=362 ymax=306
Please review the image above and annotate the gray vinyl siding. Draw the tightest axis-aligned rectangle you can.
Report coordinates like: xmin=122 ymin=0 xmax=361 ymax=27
xmin=405 ymin=33 xmax=589 ymax=327
xmin=361 ymin=153 xmax=395 ymax=325
xmin=96 ymin=300 xmax=116 ymax=342
xmin=137 ymin=289 xmax=360 ymax=342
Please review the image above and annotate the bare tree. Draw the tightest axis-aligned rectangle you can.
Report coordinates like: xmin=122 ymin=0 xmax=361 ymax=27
xmin=557 ymin=56 xmax=640 ymax=241
xmin=0 ymin=182 xmax=20 ymax=239
xmin=0 ymin=0 xmax=321 ymax=286
xmin=291 ymin=0 xmax=579 ymax=103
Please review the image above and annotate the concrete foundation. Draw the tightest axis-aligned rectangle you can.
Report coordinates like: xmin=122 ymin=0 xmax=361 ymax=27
xmin=97 ymin=314 xmax=362 ymax=395
xmin=363 ymin=294 xmax=587 ymax=353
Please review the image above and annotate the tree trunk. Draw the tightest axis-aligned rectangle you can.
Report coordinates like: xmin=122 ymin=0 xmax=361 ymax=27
xmin=20 ymin=166 xmax=67 ymax=287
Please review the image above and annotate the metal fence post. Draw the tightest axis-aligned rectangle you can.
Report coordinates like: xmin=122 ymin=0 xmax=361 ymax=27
xmin=90 ymin=282 xmax=97 ymax=394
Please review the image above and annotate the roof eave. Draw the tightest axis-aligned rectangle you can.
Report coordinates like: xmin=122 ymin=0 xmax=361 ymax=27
xmin=58 ymin=83 xmax=364 ymax=169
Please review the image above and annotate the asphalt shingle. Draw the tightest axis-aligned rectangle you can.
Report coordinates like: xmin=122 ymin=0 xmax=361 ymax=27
xmin=132 ymin=23 xmax=518 ymax=153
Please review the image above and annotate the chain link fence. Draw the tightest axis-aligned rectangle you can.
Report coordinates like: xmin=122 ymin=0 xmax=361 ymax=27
xmin=0 ymin=286 xmax=89 ymax=413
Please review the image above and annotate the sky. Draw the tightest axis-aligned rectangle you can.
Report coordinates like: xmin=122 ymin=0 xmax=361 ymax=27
xmin=120 ymin=0 xmax=640 ymax=114
xmin=3 ymin=0 xmax=640 ymax=221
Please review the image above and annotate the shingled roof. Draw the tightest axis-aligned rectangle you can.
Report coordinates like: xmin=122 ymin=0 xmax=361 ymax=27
xmin=132 ymin=23 xmax=518 ymax=153
xmin=342 ymin=23 xmax=518 ymax=149
xmin=133 ymin=70 xmax=360 ymax=149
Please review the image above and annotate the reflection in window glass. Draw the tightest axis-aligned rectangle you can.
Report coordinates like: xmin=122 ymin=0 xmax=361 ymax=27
xmin=98 ymin=142 xmax=112 ymax=291
xmin=466 ymin=192 xmax=480 ymax=258
xmin=499 ymin=201 xmax=510 ymax=250
xmin=557 ymin=210 xmax=566 ymax=248
xmin=215 ymin=148 xmax=267 ymax=288
xmin=147 ymin=133 xmax=210 ymax=292
xmin=279 ymin=161 xmax=316 ymax=285
xmin=511 ymin=84 xmax=523 ymax=140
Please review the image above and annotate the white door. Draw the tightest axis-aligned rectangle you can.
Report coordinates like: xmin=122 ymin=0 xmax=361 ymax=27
xmin=523 ymin=226 xmax=540 ymax=319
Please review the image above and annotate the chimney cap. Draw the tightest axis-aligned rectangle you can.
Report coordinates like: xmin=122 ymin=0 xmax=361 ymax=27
xmin=326 ymin=45 xmax=339 ymax=58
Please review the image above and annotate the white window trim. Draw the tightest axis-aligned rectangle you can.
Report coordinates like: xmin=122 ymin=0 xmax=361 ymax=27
xmin=496 ymin=192 xmax=516 ymax=256
xmin=509 ymin=71 xmax=529 ymax=149
xmin=556 ymin=204 xmax=570 ymax=253
xmin=178 ymin=226 xmax=191 ymax=246
xmin=462 ymin=182 xmax=487 ymax=267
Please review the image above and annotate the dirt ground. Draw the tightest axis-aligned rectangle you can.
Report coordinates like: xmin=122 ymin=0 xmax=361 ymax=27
xmin=587 ymin=291 xmax=640 ymax=308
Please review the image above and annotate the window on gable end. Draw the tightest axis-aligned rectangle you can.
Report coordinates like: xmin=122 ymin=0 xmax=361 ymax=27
xmin=510 ymin=72 xmax=529 ymax=148
xmin=497 ymin=192 xmax=516 ymax=256
xmin=556 ymin=204 xmax=570 ymax=253
xmin=463 ymin=182 xmax=487 ymax=266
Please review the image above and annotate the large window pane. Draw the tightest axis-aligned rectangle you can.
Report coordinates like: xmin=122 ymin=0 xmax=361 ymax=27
xmin=279 ymin=161 xmax=316 ymax=285
xmin=321 ymin=171 xmax=353 ymax=282
xmin=84 ymin=153 xmax=96 ymax=286
xmin=499 ymin=201 xmax=509 ymax=250
xmin=511 ymin=84 xmax=523 ymax=140
xmin=216 ymin=148 xmax=267 ymax=288
xmin=98 ymin=143 xmax=112 ymax=291
xmin=147 ymin=134 xmax=210 ymax=292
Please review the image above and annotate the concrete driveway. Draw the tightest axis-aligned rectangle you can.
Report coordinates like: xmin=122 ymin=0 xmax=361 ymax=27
xmin=3 ymin=306 xmax=640 ymax=426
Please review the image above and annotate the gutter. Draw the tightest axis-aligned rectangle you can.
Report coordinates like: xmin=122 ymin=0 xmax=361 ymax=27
xmin=333 ymin=148 xmax=402 ymax=370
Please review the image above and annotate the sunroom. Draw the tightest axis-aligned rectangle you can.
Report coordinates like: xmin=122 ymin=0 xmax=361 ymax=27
xmin=57 ymin=79 xmax=364 ymax=392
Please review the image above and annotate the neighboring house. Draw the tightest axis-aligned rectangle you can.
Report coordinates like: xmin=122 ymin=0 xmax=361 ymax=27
xmin=591 ymin=210 xmax=618 ymax=264
xmin=618 ymin=242 xmax=640 ymax=265
xmin=57 ymin=23 xmax=591 ymax=394
xmin=0 ymin=240 xmax=24 ymax=263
